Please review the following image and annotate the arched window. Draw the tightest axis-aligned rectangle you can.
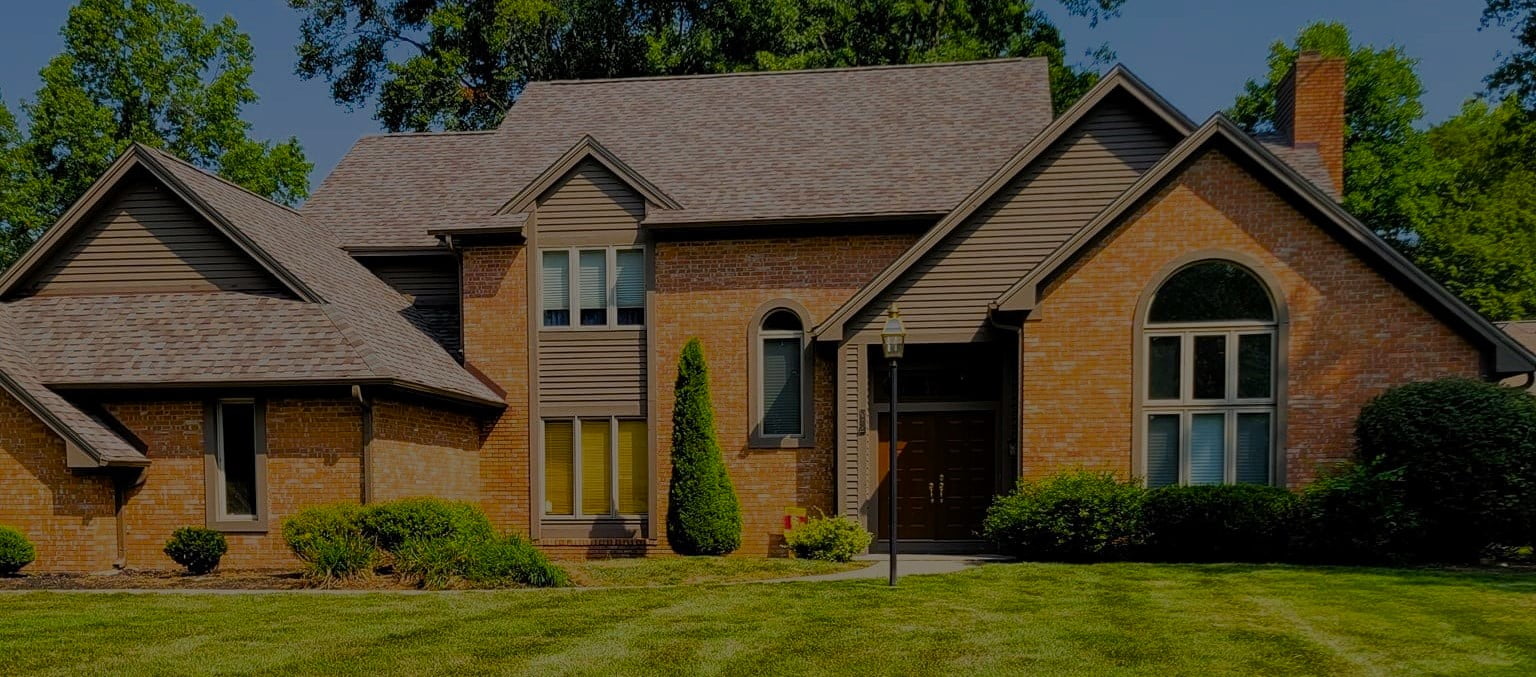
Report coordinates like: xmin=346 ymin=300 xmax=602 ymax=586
xmin=1141 ymin=260 xmax=1277 ymax=487
xmin=752 ymin=306 xmax=812 ymax=446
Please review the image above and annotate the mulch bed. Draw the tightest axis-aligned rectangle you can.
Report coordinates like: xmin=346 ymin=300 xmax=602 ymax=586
xmin=0 ymin=570 xmax=422 ymax=591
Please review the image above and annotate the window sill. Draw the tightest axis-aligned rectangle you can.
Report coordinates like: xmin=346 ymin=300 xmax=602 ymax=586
xmin=748 ymin=434 xmax=815 ymax=450
xmin=538 ymin=326 xmax=645 ymax=334
xmin=539 ymin=517 xmax=648 ymax=540
xmin=208 ymin=519 xmax=268 ymax=534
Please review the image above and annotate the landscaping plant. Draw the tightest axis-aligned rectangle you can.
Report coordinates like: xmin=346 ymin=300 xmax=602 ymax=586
xmin=1292 ymin=463 xmax=1422 ymax=564
xmin=1354 ymin=378 xmax=1536 ymax=561
xmin=162 ymin=527 xmax=228 ymax=575
xmin=282 ymin=503 xmax=376 ymax=581
xmin=784 ymin=513 xmax=873 ymax=562
xmin=666 ymin=338 xmax=743 ymax=555
xmin=1140 ymin=484 xmax=1298 ymax=562
xmin=0 ymin=526 xmax=36 ymax=575
xmin=983 ymin=471 xmax=1144 ymax=561
xmin=358 ymin=497 xmax=493 ymax=551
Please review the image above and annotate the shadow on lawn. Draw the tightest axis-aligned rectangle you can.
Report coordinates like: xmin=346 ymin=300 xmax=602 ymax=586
xmin=1049 ymin=560 xmax=1536 ymax=592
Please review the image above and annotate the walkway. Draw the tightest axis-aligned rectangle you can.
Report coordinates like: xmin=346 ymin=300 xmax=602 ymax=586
xmin=780 ymin=553 xmax=1010 ymax=582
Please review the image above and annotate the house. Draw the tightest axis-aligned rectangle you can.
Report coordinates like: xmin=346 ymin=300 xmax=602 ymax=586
xmin=2 ymin=53 xmax=1531 ymax=571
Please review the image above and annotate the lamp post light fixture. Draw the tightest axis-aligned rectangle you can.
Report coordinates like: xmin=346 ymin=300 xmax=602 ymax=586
xmin=880 ymin=307 xmax=907 ymax=586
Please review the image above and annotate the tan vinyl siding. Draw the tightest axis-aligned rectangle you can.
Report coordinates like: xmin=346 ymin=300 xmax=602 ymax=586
xmin=360 ymin=254 xmax=461 ymax=355
xmin=538 ymin=331 xmax=646 ymax=415
xmin=840 ymin=343 xmax=865 ymax=518
xmin=27 ymin=175 xmax=287 ymax=297
xmin=850 ymin=98 xmax=1176 ymax=335
xmin=534 ymin=160 xmax=645 ymax=245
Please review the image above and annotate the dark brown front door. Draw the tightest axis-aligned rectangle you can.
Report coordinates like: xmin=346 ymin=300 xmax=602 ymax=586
xmin=876 ymin=411 xmax=996 ymax=540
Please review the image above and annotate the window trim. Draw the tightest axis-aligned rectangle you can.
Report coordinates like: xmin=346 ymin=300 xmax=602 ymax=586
xmin=1132 ymin=252 xmax=1288 ymax=488
xmin=748 ymin=300 xmax=816 ymax=448
xmin=538 ymin=245 xmax=646 ymax=330
xmin=203 ymin=398 xmax=269 ymax=532
xmin=539 ymin=415 xmax=650 ymax=520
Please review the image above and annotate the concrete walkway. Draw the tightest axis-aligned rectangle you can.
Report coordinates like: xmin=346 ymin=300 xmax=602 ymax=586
xmin=779 ymin=554 xmax=1009 ymax=583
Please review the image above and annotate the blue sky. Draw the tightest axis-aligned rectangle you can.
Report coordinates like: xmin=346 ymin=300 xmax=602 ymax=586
xmin=0 ymin=1 xmax=1519 ymax=192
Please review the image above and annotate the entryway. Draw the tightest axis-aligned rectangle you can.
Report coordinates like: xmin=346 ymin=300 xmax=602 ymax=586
xmin=876 ymin=411 xmax=996 ymax=542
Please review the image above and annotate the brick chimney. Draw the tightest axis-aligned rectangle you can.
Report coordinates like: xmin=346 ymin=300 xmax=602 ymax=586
xmin=1274 ymin=51 xmax=1346 ymax=192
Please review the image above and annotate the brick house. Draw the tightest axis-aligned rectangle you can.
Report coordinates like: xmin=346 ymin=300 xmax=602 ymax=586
xmin=2 ymin=54 xmax=1532 ymax=570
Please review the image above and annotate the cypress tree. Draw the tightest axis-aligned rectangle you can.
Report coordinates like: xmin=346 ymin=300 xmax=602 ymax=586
xmin=666 ymin=338 xmax=742 ymax=555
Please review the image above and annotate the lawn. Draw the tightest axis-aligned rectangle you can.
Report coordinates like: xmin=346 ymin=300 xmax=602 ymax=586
xmin=2 ymin=563 xmax=1534 ymax=675
xmin=564 ymin=555 xmax=863 ymax=587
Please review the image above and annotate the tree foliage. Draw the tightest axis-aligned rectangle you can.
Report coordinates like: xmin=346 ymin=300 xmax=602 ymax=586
xmin=0 ymin=0 xmax=310 ymax=269
xmin=666 ymin=338 xmax=742 ymax=556
xmin=1229 ymin=21 xmax=1536 ymax=320
xmin=288 ymin=0 xmax=1125 ymax=132
xmin=1483 ymin=0 xmax=1536 ymax=108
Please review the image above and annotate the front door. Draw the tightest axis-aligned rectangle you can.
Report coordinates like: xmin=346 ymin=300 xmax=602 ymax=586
xmin=876 ymin=411 xmax=996 ymax=540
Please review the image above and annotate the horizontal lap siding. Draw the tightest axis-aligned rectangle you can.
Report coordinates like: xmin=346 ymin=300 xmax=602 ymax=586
xmin=361 ymin=255 xmax=462 ymax=355
xmin=850 ymin=99 xmax=1175 ymax=335
xmin=28 ymin=174 xmax=286 ymax=296
xmin=538 ymin=332 xmax=647 ymax=414
xmin=840 ymin=343 xmax=865 ymax=517
xmin=536 ymin=160 xmax=645 ymax=244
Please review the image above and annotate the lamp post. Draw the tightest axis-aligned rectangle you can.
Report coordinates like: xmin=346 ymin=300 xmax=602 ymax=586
xmin=880 ymin=307 xmax=907 ymax=587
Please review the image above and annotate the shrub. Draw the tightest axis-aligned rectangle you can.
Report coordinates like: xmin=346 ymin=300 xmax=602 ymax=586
xmin=666 ymin=338 xmax=743 ymax=555
xmin=0 ymin=526 xmax=36 ymax=575
xmin=1355 ymin=378 xmax=1536 ymax=560
xmin=462 ymin=534 xmax=570 ymax=588
xmin=1140 ymin=484 xmax=1298 ymax=562
xmin=982 ymin=471 xmax=1144 ymax=561
xmin=1292 ymin=464 xmax=1422 ymax=564
xmin=163 ymin=527 xmax=228 ymax=574
xmin=359 ymin=497 xmax=494 ymax=553
xmin=392 ymin=536 xmax=472 ymax=589
xmin=784 ymin=513 xmax=873 ymax=562
xmin=282 ymin=503 xmax=375 ymax=580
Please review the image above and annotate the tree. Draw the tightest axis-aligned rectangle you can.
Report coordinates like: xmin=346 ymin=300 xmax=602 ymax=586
xmin=0 ymin=0 xmax=311 ymax=268
xmin=1483 ymin=0 xmax=1536 ymax=108
xmin=288 ymin=0 xmax=1127 ymax=132
xmin=666 ymin=338 xmax=742 ymax=556
xmin=0 ymin=97 xmax=42 ymax=266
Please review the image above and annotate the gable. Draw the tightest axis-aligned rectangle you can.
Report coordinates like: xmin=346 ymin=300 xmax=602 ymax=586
xmin=843 ymin=94 xmax=1181 ymax=339
xmin=22 ymin=169 xmax=288 ymax=297
xmin=534 ymin=160 xmax=645 ymax=244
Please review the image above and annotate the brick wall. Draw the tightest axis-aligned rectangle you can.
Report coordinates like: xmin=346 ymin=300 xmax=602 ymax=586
xmin=370 ymin=398 xmax=482 ymax=502
xmin=460 ymin=245 xmax=531 ymax=533
xmin=108 ymin=398 xmax=364 ymax=570
xmin=653 ymin=233 xmax=916 ymax=555
xmin=0 ymin=391 xmax=117 ymax=572
xmin=1021 ymin=150 xmax=1482 ymax=487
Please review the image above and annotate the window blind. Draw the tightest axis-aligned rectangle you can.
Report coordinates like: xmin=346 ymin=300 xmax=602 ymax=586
xmin=1189 ymin=414 xmax=1226 ymax=485
xmin=580 ymin=420 xmax=612 ymax=515
xmin=616 ymin=250 xmax=644 ymax=309
xmin=1236 ymin=413 xmax=1270 ymax=484
xmin=542 ymin=252 xmax=570 ymax=311
xmin=543 ymin=421 xmax=574 ymax=515
xmin=762 ymin=338 xmax=802 ymax=435
xmin=617 ymin=421 xmax=648 ymax=514
xmin=1145 ymin=415 xmax=1179 ymax=488
xmin=578 ymin=250 xmax=607 ymax=310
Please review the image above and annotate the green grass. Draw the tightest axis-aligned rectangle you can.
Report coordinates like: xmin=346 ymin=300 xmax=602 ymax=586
xmin=2 ymin=563 xmax=1533 ymax=675
xmin=565 ymin=555 xmax=863 ymax=586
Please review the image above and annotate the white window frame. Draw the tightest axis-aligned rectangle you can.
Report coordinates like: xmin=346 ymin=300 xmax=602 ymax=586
xmin=538 ymin=245 xmax=645 ymax=330
xmin=540 ymin=415 xmax=648 ymax=519
xmin=1141 ymin=324 xmax=1277 ymax=486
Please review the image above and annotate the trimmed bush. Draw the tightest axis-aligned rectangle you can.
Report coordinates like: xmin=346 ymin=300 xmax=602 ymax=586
xmin=1141 ymin=484 xmax=1297 ymax=562
xmin=359 ymin=497 xmax=493 ymax=552
xmin=983 ymin=472 xmax=1144 ymax=561
xmin=1292 ymin=464 xmax=1422 ymax=564
xmin=282 ymin=503 xmax=376 ymax=580
xmin=163 ymin=527 xmax=228 ymax=574
xmin=666 ymin=338 xmax=743 ymax=555
xmin=463 ymin=535 xmax=570 ymax=588
xmin=784 ymin=513 xmax=873 ymax=562
xmin=0 ymin=526 xmax=36 ymax=575
xmin=1355 ymin=378 xmax=1536 ymax=560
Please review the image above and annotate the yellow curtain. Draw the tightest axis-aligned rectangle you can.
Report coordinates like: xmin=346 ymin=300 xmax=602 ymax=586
xmin=581 ymin=420 xmax=612 ymax=515
xmin=617 ymin=421 xmax=649 ymax=514
xmin=544 ymin=421 xmax=574 ymax=516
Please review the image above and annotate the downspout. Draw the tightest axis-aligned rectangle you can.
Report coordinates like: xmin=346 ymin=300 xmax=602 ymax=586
xmin=987 ymin=308 xmax=1024 ymax=479
xmin=111 ymin=468 xmax=145 ymax=570
xmin=352 ymin=385 xmax=374 ymax=504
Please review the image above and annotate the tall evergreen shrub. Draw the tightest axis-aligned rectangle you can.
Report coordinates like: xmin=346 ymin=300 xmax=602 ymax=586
xmin=666 ymin=338 xmax=742 ymax=555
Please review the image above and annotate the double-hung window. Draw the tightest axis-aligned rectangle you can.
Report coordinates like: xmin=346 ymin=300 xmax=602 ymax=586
xmin=541 ymin=247 xmax=645 ymax=328
xmin=543 ymin=417 xmax=649 ymax=518
xmin=752 ymin=308 xmax=812 ymax=445
xmin=1142 ymin=261 xmax=1277 ymax=487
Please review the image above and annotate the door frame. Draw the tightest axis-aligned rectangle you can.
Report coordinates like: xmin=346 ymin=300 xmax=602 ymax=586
xmin=873 ymin=405 xmax=1000 ymax=544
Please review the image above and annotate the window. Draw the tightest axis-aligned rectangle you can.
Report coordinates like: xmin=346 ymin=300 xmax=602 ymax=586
xmin=204 ymin=399 xmax=267 ymax=530
xmin=1142 ymin=261 xmax=1277 ymax=488
xmin=541 ymin=247 xmax=645 ymax=328
xmin=542 ymin=417 xmax=648 ymax=518
xmin=752 ymin=307 xmax=813 ymax=446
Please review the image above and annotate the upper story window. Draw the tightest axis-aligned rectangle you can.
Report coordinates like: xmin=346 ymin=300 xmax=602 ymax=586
xmin=1141 ymin=261 xmax=1278 ymax=488
xmin=751 ymin=305 xmax=814 ymax=447
xmin=542 ymin=246 xmax=644 ymax=329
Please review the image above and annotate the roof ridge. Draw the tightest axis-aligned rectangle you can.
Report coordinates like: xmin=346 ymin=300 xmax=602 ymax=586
xmin=534 ymin=57 xmax=1040 ymax=86
xmin=135 ymin=144 xmax=305 ymax=216
xmin=365 ymin=130 xmax=498 ymax=139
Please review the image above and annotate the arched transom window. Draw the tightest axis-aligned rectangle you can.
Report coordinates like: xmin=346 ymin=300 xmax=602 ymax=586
xmin=1142 ymin=260 xmax=1277 ymax=487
